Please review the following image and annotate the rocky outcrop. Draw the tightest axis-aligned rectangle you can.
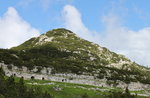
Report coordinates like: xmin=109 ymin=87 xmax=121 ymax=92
xmin=0 ymin=63 xmax=149 ymax=90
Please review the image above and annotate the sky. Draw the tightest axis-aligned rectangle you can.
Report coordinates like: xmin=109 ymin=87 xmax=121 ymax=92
xmin=0 ymin=0 xmax=150 ymax=67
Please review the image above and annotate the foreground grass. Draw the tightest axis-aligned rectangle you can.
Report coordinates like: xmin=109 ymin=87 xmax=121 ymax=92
xmin=13 ymin=77 xmax=150 ymax=98
xmin=25 ymin=80 xmax=109 ymax=98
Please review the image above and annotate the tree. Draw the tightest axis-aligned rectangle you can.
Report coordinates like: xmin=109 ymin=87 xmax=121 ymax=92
xmin=0 ymin=67 xmax=5 ymax=80
xmin=0 ymin=67 xmax=6 ymax=95
xmin=18 ymin=77 xmax=26 ymax=98
xmin=82 ymin=93 xmax=89 ymax=98
xmin=5 ymin=75 xmax=17 ymax=97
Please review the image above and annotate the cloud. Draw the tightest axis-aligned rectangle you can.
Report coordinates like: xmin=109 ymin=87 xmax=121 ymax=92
xmin=101 ymin=13 xmax=150 ymax=66
xmin=62 ymin=5 xmax=101 ymax=44
xmin=62 ymin=5 xmax=150 ymax=67
xmin=0 ymin=7 xmax=40 ymax=48
xmin=62 ymin=5 xmax=89 ymax=36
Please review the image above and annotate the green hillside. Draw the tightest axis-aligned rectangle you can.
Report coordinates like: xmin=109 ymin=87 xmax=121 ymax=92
xmin=0 ymin=68 xmax=147 ymax=98
xmin=0 ymin=28 xmax=150 ymax=85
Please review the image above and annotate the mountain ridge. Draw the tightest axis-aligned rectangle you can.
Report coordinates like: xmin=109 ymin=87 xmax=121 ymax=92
xmin=0 ymin=28 xmax=150 ymax=86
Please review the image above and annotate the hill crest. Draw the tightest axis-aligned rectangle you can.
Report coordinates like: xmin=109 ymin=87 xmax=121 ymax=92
xmin=0 ymin=28 xmax=150 ymax=86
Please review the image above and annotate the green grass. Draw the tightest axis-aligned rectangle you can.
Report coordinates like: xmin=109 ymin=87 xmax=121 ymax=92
xmin=27 ymin=84 xmax=106 ymax=98
xmin=19 ymin=78 xmax=112 ymax=98
xmin=12 ymin=77 xmax=148 ymax=98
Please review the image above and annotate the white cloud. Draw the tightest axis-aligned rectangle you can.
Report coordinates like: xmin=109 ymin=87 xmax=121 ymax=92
xmin=62 ymin=5 xmax=89 ymax=36
xmin=62 ymin=5 xmax=150 ymax=67
xmin=0 ymin=7 xmax=40 ymax=49
xmin=62 ymin=5 xmax=101 ymax=44
xmin=101 ymin=13 xmax=150 ymax=67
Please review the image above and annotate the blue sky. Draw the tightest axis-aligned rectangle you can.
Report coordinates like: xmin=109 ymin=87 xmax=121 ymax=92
xmin=0 ymin=0 xmax=150 ymax=67
xmin=1 ymin=0 xmax=150 ymax=32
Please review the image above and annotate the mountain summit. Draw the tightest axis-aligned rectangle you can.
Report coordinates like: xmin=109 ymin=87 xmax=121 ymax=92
xmin=1 ymin=28 xmax=150 ymax=86
xmin=12 ymin=28 xmax=133 ymax=70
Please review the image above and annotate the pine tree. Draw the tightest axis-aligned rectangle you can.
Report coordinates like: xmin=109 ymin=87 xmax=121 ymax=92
xmin=5 ymin=75 xmax=17 ymax=97
xmin=18 ymin=77 xmax=26 ymax=98
xmin=125 ymin=87 xmax=130 ymax=97
xmin=0 ymin=67 xmax=6 ymax=95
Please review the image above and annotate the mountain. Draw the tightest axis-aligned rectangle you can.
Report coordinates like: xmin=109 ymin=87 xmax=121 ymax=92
xmin=0 ymin=28 xmax=150 ymax=86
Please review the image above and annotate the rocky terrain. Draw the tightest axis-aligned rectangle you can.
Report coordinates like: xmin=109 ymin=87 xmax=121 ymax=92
xmin=0 ymin=62 xmax=150 ymax=91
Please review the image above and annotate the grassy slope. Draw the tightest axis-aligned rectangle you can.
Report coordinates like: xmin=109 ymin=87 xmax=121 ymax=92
xmin=14 ymin=77 xmax=150 ymax=98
